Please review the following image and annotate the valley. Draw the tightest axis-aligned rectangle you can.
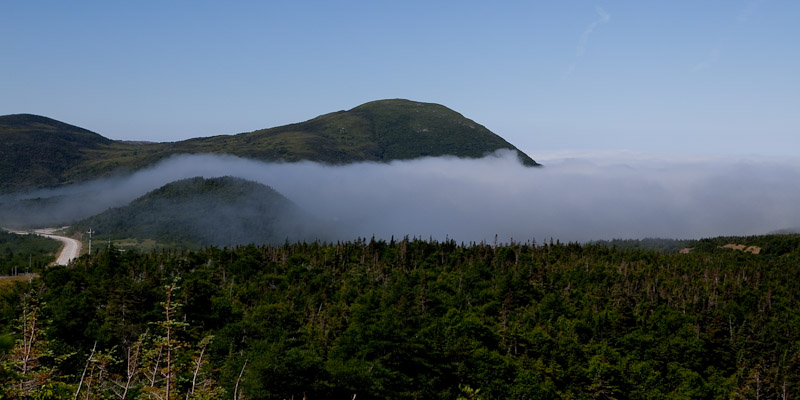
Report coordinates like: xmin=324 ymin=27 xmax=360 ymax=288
xmin=1 ymin=100 xmax=799 ymax=399
xmin=3 ymin=1 xmax=797 ymax=398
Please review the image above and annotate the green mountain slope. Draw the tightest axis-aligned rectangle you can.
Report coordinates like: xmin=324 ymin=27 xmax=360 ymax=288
xmin=184 ymin=99 xmax=539 ymax=165
xmin=0 ymin=114 xmax=114 ymax=192
xmin=1 ymin=99 xmax=539 ymax=193
xmin=71 ymin=176 xmax=317 ymax=248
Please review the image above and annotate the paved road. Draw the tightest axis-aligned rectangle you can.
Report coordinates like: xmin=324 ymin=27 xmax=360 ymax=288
xmin=3 ymin=228 xmax=82 ymax=266
xmin=36 ymin=229 xmax=82 ymax=265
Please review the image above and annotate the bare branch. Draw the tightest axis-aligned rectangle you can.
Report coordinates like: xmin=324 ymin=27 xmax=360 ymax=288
xmin=74 ymin=341 xmax=98 ymax=400
xmin=233 ymin=359 xmax=248 ymax=400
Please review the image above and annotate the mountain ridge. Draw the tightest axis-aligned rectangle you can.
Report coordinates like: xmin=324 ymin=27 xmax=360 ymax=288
xmin=1 ymin=99 xmax=539 ymax=193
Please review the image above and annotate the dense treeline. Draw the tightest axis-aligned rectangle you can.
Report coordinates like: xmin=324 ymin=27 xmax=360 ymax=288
xmin=1 ymin=236 xmax=800 ymax=399
xmin=0 ymin=230 xmax=60 ymax=276
xmin=590 ymin=237 xmax=696 ymax=253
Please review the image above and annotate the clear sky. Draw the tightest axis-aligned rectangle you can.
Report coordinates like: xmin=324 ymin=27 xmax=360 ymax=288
xmin=2 ymin=1 xmax=798 ymax=156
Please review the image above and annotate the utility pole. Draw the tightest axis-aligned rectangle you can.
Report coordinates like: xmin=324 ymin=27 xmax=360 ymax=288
xmin=87 ymin=228 xmax=95 ymax=255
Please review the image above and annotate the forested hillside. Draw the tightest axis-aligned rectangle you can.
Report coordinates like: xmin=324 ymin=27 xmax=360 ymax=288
xmin=0 ymin=100 xmax=538 ymax=193
xmin=70 ymin=176 xmax=320 ymax=249
xmin=1 ymin=236 xmax=799 ymax=399
xmin=0 ymin=114 xmax=113 ymax=192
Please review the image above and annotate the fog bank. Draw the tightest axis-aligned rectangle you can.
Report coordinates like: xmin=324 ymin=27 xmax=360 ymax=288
xmin=3 ymin=150 xmax=800 ymax=243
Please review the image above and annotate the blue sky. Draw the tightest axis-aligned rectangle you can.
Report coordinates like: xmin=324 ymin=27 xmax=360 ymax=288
xmin=2 ymin=1 xmax=798 ymax=157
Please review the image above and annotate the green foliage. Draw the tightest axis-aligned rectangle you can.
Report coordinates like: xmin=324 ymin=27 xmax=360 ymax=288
xmin=591 ymin=237 xmax=697 ymax=253
xmin=27 ymin=382 xmax=73 ymax=400
xmin=0 ymin=230 xmax=60 ymax=275
xmin=1 ymin=285 xmax=70 ymax=399
xmin=0 ymin=235 xmax=799 ymax=398
xmin=457 ymin=384 xmax=483 ymax=400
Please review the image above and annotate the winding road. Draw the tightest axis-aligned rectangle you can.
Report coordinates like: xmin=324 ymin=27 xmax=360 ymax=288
xmin=4 ymin=228 xmax=82 ymax=266
xmin=35 ymin=229 xmax=82 ymax=265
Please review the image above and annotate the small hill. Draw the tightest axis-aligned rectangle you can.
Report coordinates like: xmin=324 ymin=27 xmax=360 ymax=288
xmin=71 ymin=177 xmax=318 ymax=248
xmin=0 ymin=114 xmax=114 ymax=192
xmin=1 ymin=100 xmax=539 ymax=193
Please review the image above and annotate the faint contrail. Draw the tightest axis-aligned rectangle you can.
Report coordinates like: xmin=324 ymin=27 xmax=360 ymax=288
xmin=577 ymin=6 xmax=611 ymax=56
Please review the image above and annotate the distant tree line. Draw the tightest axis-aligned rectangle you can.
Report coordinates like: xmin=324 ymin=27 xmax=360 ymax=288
xmin=0 ymin=231 xmax=60 ymax=276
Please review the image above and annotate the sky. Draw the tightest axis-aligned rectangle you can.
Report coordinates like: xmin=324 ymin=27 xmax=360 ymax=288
xmin=1 ymin=1 xmax=798 ymax=157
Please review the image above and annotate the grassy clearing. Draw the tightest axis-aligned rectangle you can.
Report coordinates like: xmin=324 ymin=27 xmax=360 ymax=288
xmin=0 ymin=274 xmax=37 ymax=289
xmin=111 ymin=238 xmax=162 ymax=252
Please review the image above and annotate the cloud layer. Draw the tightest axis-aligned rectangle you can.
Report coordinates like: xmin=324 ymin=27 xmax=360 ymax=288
xmin=3 ymin=150 xmax=800 ymax=244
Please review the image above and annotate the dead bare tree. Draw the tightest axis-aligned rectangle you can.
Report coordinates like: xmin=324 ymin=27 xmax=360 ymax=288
xmin=110 ymin=333 xmax=146 ymax=399
xmin=7 ymin=287 xmax=56 ymax=396
xmin=186 ymin=335 xmax=214 ymax=399
xmin=74 ymin=341 xmax=97 ymax=400
xmin=233 ymin=359 xmax=248 ymax=400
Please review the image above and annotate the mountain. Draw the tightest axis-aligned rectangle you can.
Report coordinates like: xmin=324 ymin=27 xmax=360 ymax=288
xmin=0 ymin=114 xmax=113 ymax=192
xmin=1 ymin=100 xmax=539 ymax=193
xmin=179 ymin=99 xmax=539 ymax=166
xmin=71 ymin=177 xmax=320 ymax=248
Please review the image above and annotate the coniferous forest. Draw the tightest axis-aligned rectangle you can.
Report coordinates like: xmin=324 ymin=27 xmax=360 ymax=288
xmin=1 ymin=235 xmax=800 ymax=399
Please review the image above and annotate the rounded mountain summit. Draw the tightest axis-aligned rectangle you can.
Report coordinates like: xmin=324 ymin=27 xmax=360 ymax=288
xmin=217 ymin=99 xmax=540 ymax=166
xmin=0 ymin=99 xmax=539 ymax=192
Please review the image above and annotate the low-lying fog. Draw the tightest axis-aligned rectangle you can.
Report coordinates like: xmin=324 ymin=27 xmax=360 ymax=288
xmin=3 ymin=150 xmax=800 ymax=243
